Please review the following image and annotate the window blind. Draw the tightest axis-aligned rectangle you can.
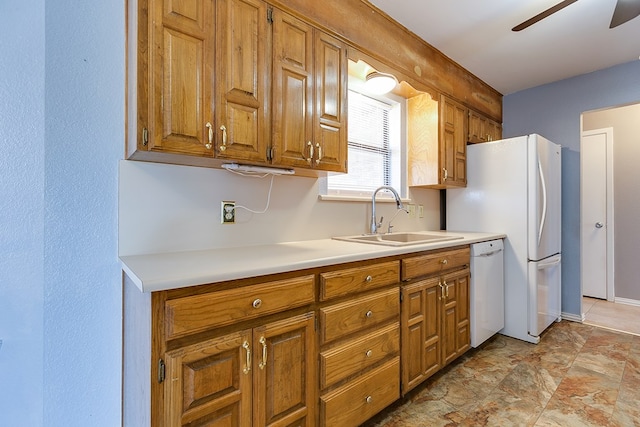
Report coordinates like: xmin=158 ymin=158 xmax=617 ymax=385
xmin=328 ymin=91 xmax=392 ymax=196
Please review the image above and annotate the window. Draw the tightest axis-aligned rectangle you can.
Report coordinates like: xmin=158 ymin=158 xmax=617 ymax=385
xmin=323 ymin=88 xmax=404 ymax=199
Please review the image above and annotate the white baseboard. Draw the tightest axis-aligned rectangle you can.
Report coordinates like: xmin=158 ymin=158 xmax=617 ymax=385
xmin=561 ymin=311 xmax=585 ymax=323
xmin=614 ymin=297 xmax=640 ymax=307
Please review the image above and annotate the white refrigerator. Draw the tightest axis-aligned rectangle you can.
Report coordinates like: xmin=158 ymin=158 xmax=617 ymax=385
xmin=447 ymin=134 xmax=562 ymax=344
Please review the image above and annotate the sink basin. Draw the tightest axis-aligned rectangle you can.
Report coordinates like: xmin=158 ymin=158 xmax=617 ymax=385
xmin=333 ymin=232 xmax=464 ymax=247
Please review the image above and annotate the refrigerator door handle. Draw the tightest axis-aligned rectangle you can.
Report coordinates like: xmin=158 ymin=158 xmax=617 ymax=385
xmin=538 ymin=160 xmax=548 ymax=247
xmin=537 ymin=257 xmax=561 ymax=270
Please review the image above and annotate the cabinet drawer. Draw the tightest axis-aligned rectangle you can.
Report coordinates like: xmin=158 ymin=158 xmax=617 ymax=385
xmin=320 ymin=260 xmax=399 ymax=301
xmin=320 ymin=357 xmax=399 ymax=427
xmin=401 ymin=246 xmax=470 ymax=281
xmin=320 ymin=322 xmax=399 ymax=390
xmin=165 ymin=275 xmax=315 ymax=340
xmin=320 ymin=288 xmax=399 ymax=344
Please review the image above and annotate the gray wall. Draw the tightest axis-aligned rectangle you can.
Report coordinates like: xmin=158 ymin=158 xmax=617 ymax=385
xmin=583 ymin=103 xmax=640 ymax=301
xmin=503 ymin=60 xmax=640 ymax=316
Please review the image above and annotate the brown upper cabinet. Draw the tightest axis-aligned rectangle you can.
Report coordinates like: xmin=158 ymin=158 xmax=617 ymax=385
xmin=127 ymin=0 xmax=502 ymax=174
xmin=406 ymin=91 xmax=467 ymax=189
xmin=130 ymin=0 xmax=346 ymax=173
xmin=271 ymin=9 xmax=347 ymax=172
xmin=468 ymin=109 xmax=503 ymax=144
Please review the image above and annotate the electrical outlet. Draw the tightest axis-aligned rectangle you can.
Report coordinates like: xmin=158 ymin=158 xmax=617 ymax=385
xmin=407 ymin=204 xmax=416 ymax=218
xmin=221 ymin=201 xmax=235 ymax=224
xmin=418 ymin=205 xmax=424 ymax=218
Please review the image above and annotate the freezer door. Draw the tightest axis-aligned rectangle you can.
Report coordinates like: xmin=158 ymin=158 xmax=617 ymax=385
xmin=528 ymin=254 xmax=561 ymax=337
xmin=528 ymin=135 xmax=562 ymax=261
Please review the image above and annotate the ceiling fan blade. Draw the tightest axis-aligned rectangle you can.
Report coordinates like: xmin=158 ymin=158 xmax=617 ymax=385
xmin=610 ymin=0 xmax=640 ymax=28
xmin=512 ymin=0 xmax=579 ymax=32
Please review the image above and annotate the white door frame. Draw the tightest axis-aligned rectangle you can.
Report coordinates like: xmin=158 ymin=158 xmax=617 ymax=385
xmin=580 ymin=127 xmax=615 ymax=302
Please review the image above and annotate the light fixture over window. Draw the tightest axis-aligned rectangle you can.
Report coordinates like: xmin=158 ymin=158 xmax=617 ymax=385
xmin=364 ymin=71 xmax=398 ymax=95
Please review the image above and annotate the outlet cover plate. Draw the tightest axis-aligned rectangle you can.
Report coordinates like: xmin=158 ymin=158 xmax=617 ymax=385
xmin=221 ymin=201 xmax=235 ymax=224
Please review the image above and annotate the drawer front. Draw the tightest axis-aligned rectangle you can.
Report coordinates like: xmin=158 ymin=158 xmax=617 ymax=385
xmin=165 ymin=275 xmax=315 ymax=340
xmin=320 ymin=288 xmax=399 ymax=345
xmin=320 ymin=260 xmax=399 ymax=301
xmin=320 ymin=357 xmax=400 ymax=427
xmin=401 ymin=246 xmax=470 ymax=281
xmin=320 ymin=322 xmax=399 ymax=390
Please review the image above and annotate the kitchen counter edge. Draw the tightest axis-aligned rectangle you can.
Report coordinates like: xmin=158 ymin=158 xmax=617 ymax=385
xmin=120 ymin=232 xmax=505 ymax=293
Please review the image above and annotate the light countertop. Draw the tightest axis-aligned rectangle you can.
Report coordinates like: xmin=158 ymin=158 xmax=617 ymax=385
xmin=120 ymin=231 xmax=505 ymax=292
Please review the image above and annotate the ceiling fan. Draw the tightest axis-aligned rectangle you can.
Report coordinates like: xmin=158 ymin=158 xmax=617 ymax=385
xmin=512 ymin=0 xmax=640 ymax=31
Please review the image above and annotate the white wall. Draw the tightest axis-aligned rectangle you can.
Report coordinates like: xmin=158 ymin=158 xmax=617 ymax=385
xmin=0 ymin=1 xmax=45 ymax=424
xmin=503 ymin=60 xmax=640 ymax=317
xmin=119 ymin=161 xmax=441 ymax=256
xmin=0 ymin=1 xmax=124 ymax=425
xmin=583 ymin=103 xmax=640 ymax=301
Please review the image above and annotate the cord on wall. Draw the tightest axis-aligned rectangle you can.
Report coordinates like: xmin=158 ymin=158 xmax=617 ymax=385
xmin=222 ymin=165 xmax=278 ymax=215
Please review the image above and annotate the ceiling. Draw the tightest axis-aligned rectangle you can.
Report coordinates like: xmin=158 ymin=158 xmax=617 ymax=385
xmin=368 ymin=0 xmax=640 ymax=94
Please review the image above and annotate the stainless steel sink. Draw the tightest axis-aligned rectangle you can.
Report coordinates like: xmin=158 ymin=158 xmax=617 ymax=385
xmin=333 ymin=232 xmax=464 ymax=247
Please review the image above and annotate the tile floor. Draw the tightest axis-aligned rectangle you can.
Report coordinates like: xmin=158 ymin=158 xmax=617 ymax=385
xmin=365 ymin=307 xmax=640 ymax=426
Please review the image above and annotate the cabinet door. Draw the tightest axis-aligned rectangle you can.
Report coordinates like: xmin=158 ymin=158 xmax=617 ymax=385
xmin=468 ymin=110 xmax=487 ymax=144
xmin=147 ymin=0 xmax=215 ymax=156
xmin=313 ymin=31 xmax=347 ymax=172
xmin=441 ymin=268 xmax=471 ymax=366
xmin=164 ymin=330 xmax=252 ymax=426
xmin=440 ymin=95 xmax=467 ymax=187
xmin=401 ymin=277 xmax=441 ymax=395
xmin=253 ymin=312 xmax=316 ymax=427
xmin=271 ymin=9 xmax=314 ymax=168
xmin=215 ymin=0 xmax=269 ymax=162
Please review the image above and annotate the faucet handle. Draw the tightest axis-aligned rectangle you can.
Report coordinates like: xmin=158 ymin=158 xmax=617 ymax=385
xmin=377 ymin=216 xmax=384 ymax=230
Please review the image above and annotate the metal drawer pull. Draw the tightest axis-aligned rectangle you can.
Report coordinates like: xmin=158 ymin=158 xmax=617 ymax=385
xmin=252 ymin=298 xmax=262 ymax=309
xmin=259 ymin=336 xmax=267 ymax=370
xmin=444 ymin=281 xmax=449 ymax=298
xmin=365 ymin=396 xmax=373 ymax=404
xmin=365 ymin=349 xmax=373 ymax=358
xmin=242 ymin=341 xmax=251 ymax=374
xmin=365 ymin=310 xmax=373 ymax=318
xmin=441 ymin=259 xmax=448 ymax=265
xmin=365 ymin=275 xmax=373 ymax=283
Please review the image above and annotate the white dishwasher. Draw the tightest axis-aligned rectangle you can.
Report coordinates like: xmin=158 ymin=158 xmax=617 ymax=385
xmin=470 ymin=239 xmax=504 ymax=347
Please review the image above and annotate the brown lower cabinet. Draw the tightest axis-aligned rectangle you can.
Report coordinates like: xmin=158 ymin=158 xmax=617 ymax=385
xmin=137 ymin=246 xmax=472 ymax=426
xmin=163 ymin=313 xmax=315 ymax=426
xmin=400 ymin=248 xmax=471 ymax=395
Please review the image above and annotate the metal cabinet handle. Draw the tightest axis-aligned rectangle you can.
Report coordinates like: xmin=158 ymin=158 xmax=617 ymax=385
xmin=242 ymin=341 xmax=251 ymax=374
xmin=441 ymin=259 xmax=448 ymax=265
xmin=219 ymin=125 xmax=227 ymax=151
xmin=205 ymin=122 xmax=213 ymax=150
xmin=305 ymin=141 xmax=314 ymax=164
xmin=439 ymin=282 xmax=444 ymax=300
xmin=315 ymin=142 xmax=322 ymax=164
xmin=365 ymin=310 xmax=373 ymax=318
xmin=258 ymin=336 xmax=267 ymax=370
xmin=365 ymin=275 xmax=373 ymax=283
xmin=442 ymin=168 xmax=448 ymax=180
xmin=252 ymin=298 xmax=262 ymax=309
xmin=365 ymin=349 xmax=373 ymax=358
xmin=365 ymin=396 xmax=373 ymax=404
xmin=444 ymin=281 xmax=449 ymax=298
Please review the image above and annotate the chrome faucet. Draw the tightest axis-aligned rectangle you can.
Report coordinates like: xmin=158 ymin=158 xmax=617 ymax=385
xmin=370 ymin=186 xmax=406 ymax=234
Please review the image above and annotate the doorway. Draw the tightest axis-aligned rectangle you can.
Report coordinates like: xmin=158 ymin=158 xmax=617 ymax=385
xmin=580 ymin=128 xmax=614 ymax=303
